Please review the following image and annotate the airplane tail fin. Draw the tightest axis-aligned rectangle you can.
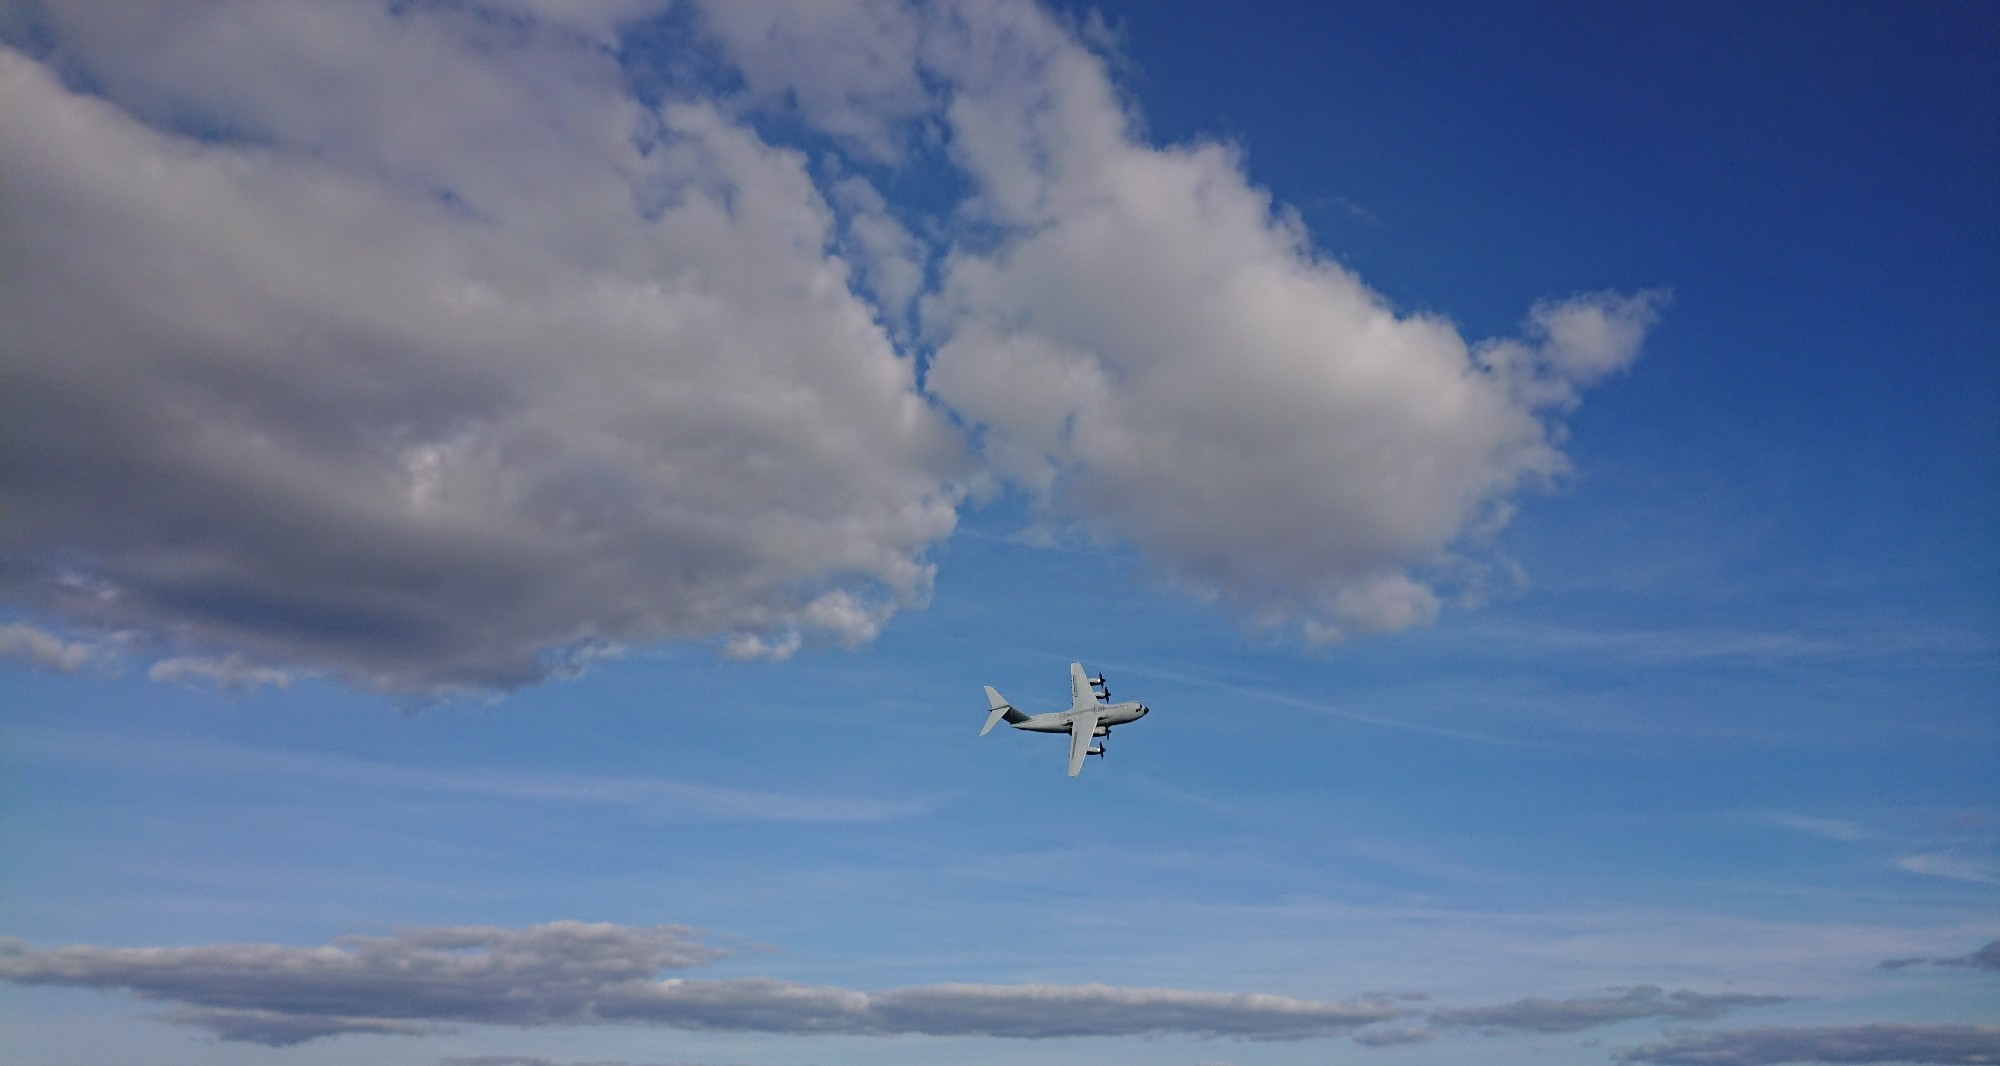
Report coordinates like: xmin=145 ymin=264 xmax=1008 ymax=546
xmin=981 ymin=686 xmax=1028 ymax=735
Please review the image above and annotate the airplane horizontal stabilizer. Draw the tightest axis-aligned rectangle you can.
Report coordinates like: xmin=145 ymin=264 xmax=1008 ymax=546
xmin=981 ymin=686 xmax=1014 ymax=735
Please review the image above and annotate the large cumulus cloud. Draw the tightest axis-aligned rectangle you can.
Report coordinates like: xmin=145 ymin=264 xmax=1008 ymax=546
xmin=0 ymin=0 xmax=1663 ymax=691
xmin=909 ymin=3 xmax=1665 ymax=640
xmin=0 ymin=1 xmax=960 ymax=691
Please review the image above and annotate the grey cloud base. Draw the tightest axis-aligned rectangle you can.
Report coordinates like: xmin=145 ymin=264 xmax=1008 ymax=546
xmin=1879 ymin=940 xmax=2000 ymax=972
xmin=0 ymin=922 xmax=1818 ymax=1051
xmin=0 ymin=0 xmax=1664 ymax=691
xmin=0 ymin=923 xmax=1402 ymax=1045
xmin=1433 ymin=985 xmax=1789 ymax=1033
xmin=1617 ymin=1024 xmax=2000 ymax=1065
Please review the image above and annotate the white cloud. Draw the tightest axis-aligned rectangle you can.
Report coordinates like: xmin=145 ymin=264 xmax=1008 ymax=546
xmin=1530 ymin=290 xmax=1668 ymax=385
xmin=692 ymin=0 xmax=931 ymax=160
xmin=0 ymin=622 xmax=104 ymax=673
xmin=147 ymin=653 xmax=294 ymax=692
xmin=910 ymin=3 xmax=1665 ymax=643
xmin=829 ymin=173 xmax=929 ymax=334
xmin=16 ymin=728 xmax=936 ymax=824
xmin=1326 ymin=573 xmax=1445 ymax=639
xmin=1895 ymin=854 xmax=2000 ymax=886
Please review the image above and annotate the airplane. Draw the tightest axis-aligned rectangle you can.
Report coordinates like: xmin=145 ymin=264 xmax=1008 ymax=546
xmin=981 ymin=662 xmax=1150 ymax=776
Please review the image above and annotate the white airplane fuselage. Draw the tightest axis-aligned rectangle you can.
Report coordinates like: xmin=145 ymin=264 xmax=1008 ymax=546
xmin=1009 ymin=702 xmax=1148 ymax=734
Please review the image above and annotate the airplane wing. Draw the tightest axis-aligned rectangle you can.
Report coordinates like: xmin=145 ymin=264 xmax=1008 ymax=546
xmin=1066 ymin=713 xmax=1101 ymax=777
xmin=1069 ymin=662 xmax=1103 ymax=708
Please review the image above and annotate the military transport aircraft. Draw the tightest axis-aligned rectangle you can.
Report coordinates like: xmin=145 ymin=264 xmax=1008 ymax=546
xmin=981 ymin=663 xmax=1150 ymax=776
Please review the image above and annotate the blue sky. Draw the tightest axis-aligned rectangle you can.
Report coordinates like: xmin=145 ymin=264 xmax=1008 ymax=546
xmin=1 ymin=2 xmax=1995 ymax=1065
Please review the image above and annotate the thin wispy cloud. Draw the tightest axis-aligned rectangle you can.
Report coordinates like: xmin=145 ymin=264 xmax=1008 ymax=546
xmin=1765 ymin=812 xmax=1871 ymax=842
xmin=10 ymin=728 xmax=936 ymax=824
xmin=1444 ymin=621 xmax=1993 ymax=667
xmin=1895 ymin=854 xmax=2000 ymax=886
xmin=1101 ymin=658 xmax=1546 ymax=749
